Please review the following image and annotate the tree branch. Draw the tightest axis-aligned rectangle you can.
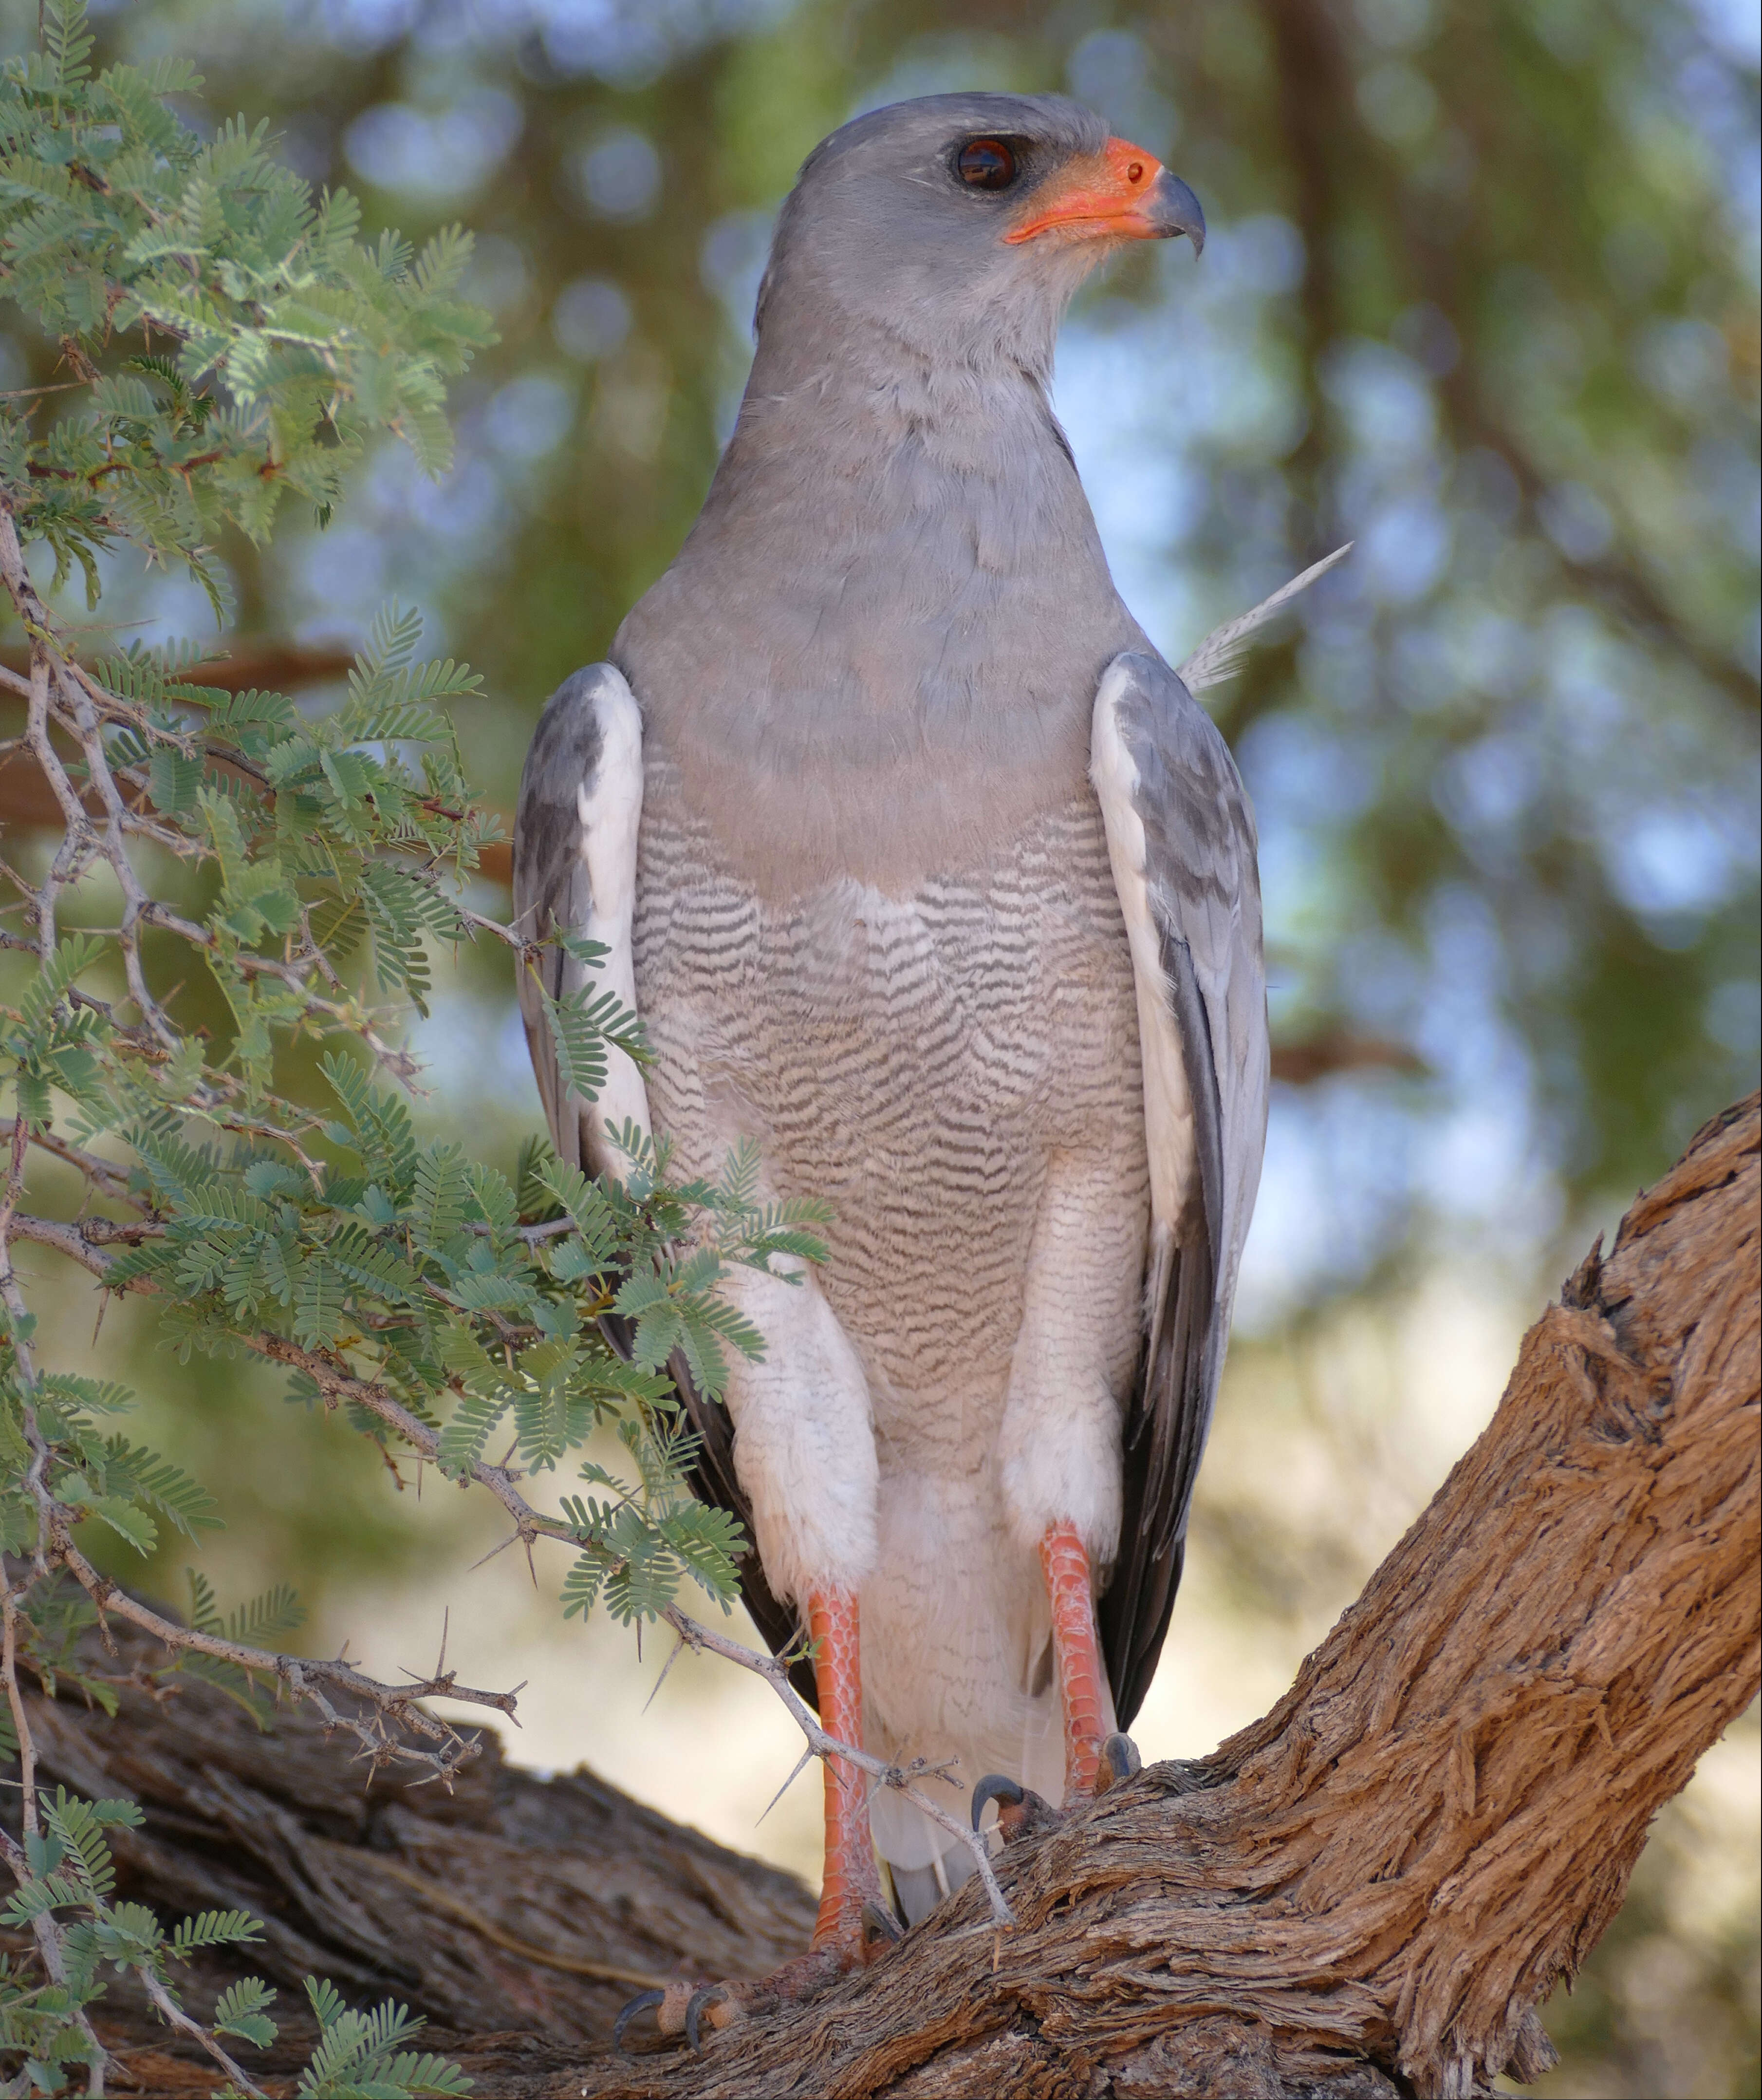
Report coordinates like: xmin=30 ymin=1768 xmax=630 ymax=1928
xmin=54 ymin=1538 xmax=514 ymax=1782
xmin=9 ymin=1098 xmax=1756 ymax=2098
xmin=659 ymin=1607 xmax=1014 ymax=1929
xmin=573 ymin=1092 xmax=1759 ymax=2100
xmin=134 ymin=1967 xmax=266 ymax=2100
xmin=0 ymin=1119 xmax=138 ymax=1204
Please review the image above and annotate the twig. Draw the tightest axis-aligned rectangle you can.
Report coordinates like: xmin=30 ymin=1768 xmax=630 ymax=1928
xmin=0 ymin=1111 xmax=110 ymax=2091
xmin=0 ymin=1589 xmax=105 ymax=2092
xmin=0 ymin=1119 xmax=137 ymax=1203
xmin=2 ymin=1210 xmax=1004 ymax=1925
xmin=0 ymin=1106 xmax=31 ymax=1270
xmin=19 ymin=646 xmax=88 ymax=964
xmin=662 ymin=1605 xmax=1016 ymax=1927
xmin=1 ymin=1212 xmax=512 ymax=1784
xmin=136 ymin=1966 xmax=264 ymax=2100
xmin=55 ymin=1536 xmax=510 ymax=1781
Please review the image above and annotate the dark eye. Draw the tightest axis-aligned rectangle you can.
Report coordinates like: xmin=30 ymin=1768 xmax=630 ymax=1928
xmin=956 ymin=138 xmax=1017 ymax=190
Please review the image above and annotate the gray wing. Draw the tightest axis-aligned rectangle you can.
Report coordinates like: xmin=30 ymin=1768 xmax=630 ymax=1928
xmin=1090 ymin=649 xmax=1271 ymax=1728
xmin=513 ymin=666 xmax=817 ymax=1706
xmin=514 ymin=668 xmax=597 ymax=1170
xmin=513 ymin=664 xmax=649 ymax=1178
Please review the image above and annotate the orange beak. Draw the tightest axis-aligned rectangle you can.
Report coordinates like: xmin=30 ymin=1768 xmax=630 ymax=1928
xmin=1004 ymin=137 xmax=1206 ymax=251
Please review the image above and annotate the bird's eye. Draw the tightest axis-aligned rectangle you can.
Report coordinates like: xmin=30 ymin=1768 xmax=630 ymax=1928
xmin=956 ymin=138 xmax=1018 ymax=190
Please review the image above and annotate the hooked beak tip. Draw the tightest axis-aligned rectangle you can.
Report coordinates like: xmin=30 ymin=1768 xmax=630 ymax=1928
xmin=1152 ymin=169 xmax=1206 ymax=255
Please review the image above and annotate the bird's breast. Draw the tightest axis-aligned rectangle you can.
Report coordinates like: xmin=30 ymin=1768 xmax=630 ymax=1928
xmin=631 ymin=753 xmax=1148 ymax=1442
xmin=610 ymin=440 xmax=1147 ymax=899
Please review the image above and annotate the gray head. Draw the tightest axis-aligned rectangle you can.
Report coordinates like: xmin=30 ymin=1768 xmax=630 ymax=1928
xmin=754 ymin=92 xmax=1204 ymax=383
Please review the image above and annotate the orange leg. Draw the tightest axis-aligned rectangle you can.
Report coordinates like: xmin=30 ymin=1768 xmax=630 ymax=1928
xmin=1039 ymin=1522 xmax=1111 ymax=1807
xmin=968 ymin=1529 xmax=1137 ymax=1853
xmin=808 ymin=1588 xmax=885 ymax=1951
xmin=619 ymin=1588 xmax=893 ymax=2050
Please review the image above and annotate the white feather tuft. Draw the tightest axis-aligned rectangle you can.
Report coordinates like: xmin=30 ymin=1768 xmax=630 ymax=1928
xmin=1174 ymin=544 xmax=1353 ymax=694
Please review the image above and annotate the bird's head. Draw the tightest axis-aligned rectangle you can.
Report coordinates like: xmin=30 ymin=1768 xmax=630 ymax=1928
xmin=753 ymin=93 xmax=1204 ymax=380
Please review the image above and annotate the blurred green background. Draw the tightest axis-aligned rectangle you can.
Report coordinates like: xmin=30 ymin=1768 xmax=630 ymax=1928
xmin=1 ymin=1 xmax=1757 ymax=2094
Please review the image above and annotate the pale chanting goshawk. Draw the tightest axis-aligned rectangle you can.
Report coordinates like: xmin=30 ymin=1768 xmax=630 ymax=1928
xmin=514 ymin=92 xmax=1343 ymax=2038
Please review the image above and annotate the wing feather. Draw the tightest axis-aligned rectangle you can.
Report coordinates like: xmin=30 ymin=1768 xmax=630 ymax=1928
xmin=513 ymin=664 xmax=650 ymax=1177
xmin=1091 ymin=650 xmax=1270 ymax=1727
xmin=1175 ymin=544 xmax=1351 ymax=695
xmin=513 ymin=666 xmax=815 ymax=1706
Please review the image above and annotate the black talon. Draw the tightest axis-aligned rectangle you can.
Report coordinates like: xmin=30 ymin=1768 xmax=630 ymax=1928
xmin=1099 ymin=1731 xmax=1142 ymax=1791
xmin=613 ymin=1988 xmax=665 ymax=2052
xmin=685 ymin=1983 xmax=724 ymax=2052
xmin=971 ymin=1771 xmax=1025 ymax=1832
xmin=861 ymin=1899 xmax=904 ymax=1952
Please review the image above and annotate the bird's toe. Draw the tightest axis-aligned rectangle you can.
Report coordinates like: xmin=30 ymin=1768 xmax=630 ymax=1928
xmin=861 ymin=1899 xmax=904 ymax=1955
xmin=972 ymin=1770 xmax=1062 ymax=1843
xmin=628 ymin=1931 xmax=888 ymax=2052
xmin=971 ymin=1770 xmax=1022 ymax=1831
xmin=1098 ymin=1731 xmax=1143 ymax=1791
xmin=685 ymin=1983 xmax=746 ymax=2050
xmin=612 ymin=1988 xmax=668 ymax=2051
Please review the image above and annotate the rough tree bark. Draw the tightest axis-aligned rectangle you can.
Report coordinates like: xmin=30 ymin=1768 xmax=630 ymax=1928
xmin=8 ymin=1095 xmax=1756 ymax=2099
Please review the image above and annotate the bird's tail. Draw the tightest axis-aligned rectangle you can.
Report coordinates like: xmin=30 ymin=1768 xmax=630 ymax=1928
xmin=869 ymin=1706 xmax=1063 ymax=1927
xmin=885 ymin=1839 xmax=979 ymax=1928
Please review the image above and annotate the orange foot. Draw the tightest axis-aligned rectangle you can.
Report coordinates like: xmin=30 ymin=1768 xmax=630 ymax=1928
xmin=615 ymin=1591 xmax=902 ymax=2053
xmin=618 ymin=1899 xmax=900 ymax=2050
xmin=971 ymin=1523 xmax=1144 ymax=1843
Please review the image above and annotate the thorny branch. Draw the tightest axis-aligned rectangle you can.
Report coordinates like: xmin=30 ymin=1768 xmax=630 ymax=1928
xmin=134 ymin=1967 xmax=266 ymax=2100
xmin=659 ymin=1608 xmax=1016 ymax=1927
xmin=0 ymin=500 xmax=536 ymax=1085
xmin=0 ymin=1030 xmax=111 ymax=2090
xmin=0 ymin=1116 xmax=134 ymax=1202
xmin=6 ymin=1204 xmax=1014 ymax=1921
xmin=0 ymin=480 xmax=949 ymax=2084
xmin=4 ymin=1223 xmax=526 ymax=1781
xmin=0 ymin=489 xmax=539 ymax=2088
xmin=56 ymin=1531 xmax=516 ymax=1778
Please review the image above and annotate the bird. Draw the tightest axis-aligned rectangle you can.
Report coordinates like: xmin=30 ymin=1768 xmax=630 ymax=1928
xmin=514 ymin=91 xmax=1338 ymax=2042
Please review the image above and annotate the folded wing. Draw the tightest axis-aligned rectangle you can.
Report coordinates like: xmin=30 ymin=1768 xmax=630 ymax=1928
xmin=513 ymin=663 xmax=651 ymax=1177
xmin=512 ymin=665 xmax=814 ymax=1701
xmin=1090 ymin=650 xmax=1271 ymax=1727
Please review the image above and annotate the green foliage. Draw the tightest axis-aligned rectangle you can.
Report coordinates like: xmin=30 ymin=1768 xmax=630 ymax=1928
xmin=538 ymin=933 xmax=650 ymax=1103
xmin=0 ymin=1777 xmax=470 ymax=2093
xmin=210 ymin=1977 xmax=278 ymax=2052
xmin=0 ymin=936 xmax=106 ymax=1133
xmin=0 ymin=1783 xmax=267 ymax=2092
xmin=81 ymin=1062 xmax=809 ymax=1635
xmin=0 ymin=7 xmax=823 ymax=2089
xmin=0 ymin=1777 xmax=309 ymax=2097
xmin=278 ymin=1977 xmax=470 ymax=2099
xmin=0 ymin=6 xmax=494 ymax=615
